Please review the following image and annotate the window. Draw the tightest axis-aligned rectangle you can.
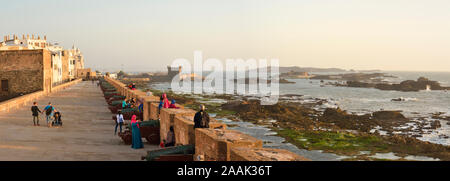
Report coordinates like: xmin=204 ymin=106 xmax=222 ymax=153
xmin=1 ymin=80 xmax=8 ymax=92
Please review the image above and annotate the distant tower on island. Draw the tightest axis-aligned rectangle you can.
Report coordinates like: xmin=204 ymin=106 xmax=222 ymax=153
xmin=167 ymin=66 xmax=182 ymax=79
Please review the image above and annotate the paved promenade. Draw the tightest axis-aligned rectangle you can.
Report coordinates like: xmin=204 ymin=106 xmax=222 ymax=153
xmin=0 ymin=81 xmax=157 ymax=161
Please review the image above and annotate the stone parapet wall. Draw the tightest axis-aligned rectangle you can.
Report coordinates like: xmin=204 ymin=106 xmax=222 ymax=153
xmin=104 ymin=76 xmax=308 ymax=161
xmin=0 ymin=79 xmax=82 ymax=113
xmin=159 ymin=108 xmax=196 ymax=143
xmin=149 ymin=102 xmax=160 ymax=120
xmin=51 ymin=78 xmax=82 ymax=93
xmin=174 ymin=115 xmax=227 ymax=146
xmin=194 ymin=129 xmax=263 ymax=161
xmin=104 ymin=76 xmax=160 ymax=121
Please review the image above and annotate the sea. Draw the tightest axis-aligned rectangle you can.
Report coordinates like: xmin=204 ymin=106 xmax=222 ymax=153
xmin=150 ymin=71 xmax=450 ymax=151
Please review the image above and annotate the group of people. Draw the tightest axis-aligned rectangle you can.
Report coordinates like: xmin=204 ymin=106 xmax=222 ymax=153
xmin=158 ymin=93 xmax=179 ymax=111
xmin=159 ymin=104 xmax=210 ymax=148
xmin=31 ymin=102 xmax=63 ymax=128
xmin=114 ymin=91 xmax=211 ymax=150
xmin=127 ymin=83 xmax=136 ymax=90
xmin=121 ymin=98 xmax=144 ymax=112
xmin=114 ymin=111 xmax=143 ymax=150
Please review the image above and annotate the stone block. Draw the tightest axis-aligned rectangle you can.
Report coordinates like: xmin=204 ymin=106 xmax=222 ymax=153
xmin=174 ymin=115 xmax=226 ymax=145
xmin=230 ymin=147 xmax=310 ymax=161
xmin=159 ymin=108 xmax=196 ymax=142
xmin=194 ymin=129 xmax=262 ymax=161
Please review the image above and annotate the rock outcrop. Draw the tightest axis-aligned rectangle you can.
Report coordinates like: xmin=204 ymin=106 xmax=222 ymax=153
xmin=346 ymin=77 xmax=449 ymax=92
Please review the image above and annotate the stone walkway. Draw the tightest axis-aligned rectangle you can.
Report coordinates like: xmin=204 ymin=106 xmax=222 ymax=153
xmin=0 ymin=81 xmax=158 ymax=161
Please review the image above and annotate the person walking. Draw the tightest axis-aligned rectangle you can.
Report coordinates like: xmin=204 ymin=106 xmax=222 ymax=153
xmin=194 ymin=105 xmax=210 ymax=129
xmin=31 ymin=102 xmax=41 ymax=126
xmin=43 ymin=102 xmax=55 ymax=128
xmin=115 ymin=111 xmax=124 ymax=135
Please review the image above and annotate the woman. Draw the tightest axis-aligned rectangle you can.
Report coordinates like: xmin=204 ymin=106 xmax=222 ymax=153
xmin=162 ymin=93 xmax=170 ymax=108
xmin=122 ymin=100 xmax=127 ymax=109
xmin=169 ymin=100 xmax=178 ymax=109
xmin=130 ymin=115 xmax=143 ymax=149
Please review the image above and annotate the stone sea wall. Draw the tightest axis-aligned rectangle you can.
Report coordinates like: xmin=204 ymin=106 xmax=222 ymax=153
xmin=104 ymin=76 xmax=308 ymax=161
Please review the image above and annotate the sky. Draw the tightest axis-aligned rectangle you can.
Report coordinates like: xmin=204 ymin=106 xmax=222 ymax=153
xmin=1 ymin=0 xmax=449 ymax=72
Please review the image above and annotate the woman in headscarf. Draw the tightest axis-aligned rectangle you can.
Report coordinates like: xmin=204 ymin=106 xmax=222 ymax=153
xmin=162 ymin=93 xmax=170 ymax=109
xmin=130 ymin=115 xmax=143 ymax=149
xmin=169 ymin=100 xmax=178 ymax=109
xmin=122 ymin=99 xmax=127 ymax=109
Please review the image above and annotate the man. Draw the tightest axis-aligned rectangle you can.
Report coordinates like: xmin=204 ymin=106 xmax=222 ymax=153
xmin=31 ymin=102 xmax=41 ymax=126
xmin=115 ymin=110 xmax=124 ymax=135
xmin=194 ymin=105 xmax=210 ymax=129
xmin=146 ymin=89 xmax=152 ymax=96
xmin=43 ymin=102 xmax=55 ymax=128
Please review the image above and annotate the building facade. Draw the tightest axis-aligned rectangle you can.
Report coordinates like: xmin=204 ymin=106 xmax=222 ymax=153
xmin=0 ymin=34 xmax=88 ymax=99
xmin=0 ymin=49 xmax=52 ymax=98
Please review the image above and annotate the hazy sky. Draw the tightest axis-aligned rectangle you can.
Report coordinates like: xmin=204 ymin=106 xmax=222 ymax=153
xmin=1 ymin=0 xmax=449 ymax=72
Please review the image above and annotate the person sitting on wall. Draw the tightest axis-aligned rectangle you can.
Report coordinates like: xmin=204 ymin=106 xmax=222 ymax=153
xmin=146 ymin=89 xmax=152 ymax=96
xmin=129 ymin=98 xmax=136 ymax=108
xmin=162 ymin=94 xmax=169 ymax=108
xmin=158 ymin=93 xmax=170 ymax=113
xmin=168 ymin=100 xmax=179 ymax=109
xmin=122 ymin=99 xmax=128 ymax=109
xmin=193 ymin=105 xmax=210 ymax=129
xmin=164 ymin=126 xmax=175 ymax=147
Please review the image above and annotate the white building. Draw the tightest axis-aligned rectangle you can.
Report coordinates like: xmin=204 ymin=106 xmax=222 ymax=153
xmin=68 ymin=45 xmax=85 ymax=78
xmin=0 ymin=34 xmax=49 ymax=50
xmin=47 ymin=45 xmax=64 ymax=85
xmin=1 ymin=34 xmax=74 ymax=85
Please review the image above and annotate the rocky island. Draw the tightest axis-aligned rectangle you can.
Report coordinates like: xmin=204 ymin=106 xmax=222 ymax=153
xmin=344 ymin=77 xmax=449 ymax=92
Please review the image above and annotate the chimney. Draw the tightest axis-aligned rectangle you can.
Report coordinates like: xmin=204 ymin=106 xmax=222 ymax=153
xmin=32 ymin=35 xmax=34 ymax=39
xmin=22 ymin=34 xmax=25 ymax=39
xmin=27 ymin=34 xmax=29 ymax=39
xmin=38 ymin=35 xmax=40 ymax=40
xmin=44 ymin=35 xmax=47 ymax=40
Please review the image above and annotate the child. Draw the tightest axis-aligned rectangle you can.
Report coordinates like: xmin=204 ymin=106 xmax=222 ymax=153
xmin=53 ymin=111 xmax=63 ymax=127
xmin=31 ymin=102 xmax=41 ymax=126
